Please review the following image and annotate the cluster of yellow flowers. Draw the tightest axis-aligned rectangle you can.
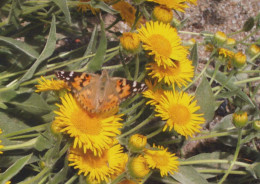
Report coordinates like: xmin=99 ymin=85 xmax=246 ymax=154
xmin=34 ymin=0 xmax=208 ymax=183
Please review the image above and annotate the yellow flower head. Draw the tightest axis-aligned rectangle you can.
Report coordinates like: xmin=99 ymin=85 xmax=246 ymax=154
xmin=113 ymin=1 xmax=142 ymax=28
xmin=218 ymin=48 xmax=234 ymax=58
xmin=128 ymin=155 xmax=150 ymax=178
xmin=111 ymin=153 xmax=128 ymax=180
xmin=35 ymin=76 xmax=69 ymax=92
xmin=153 ymin=5 xmax=173 ymax=23
xmin=0 ymin=129 xmax=3 ymax=154
xmin=144 ymin=145 xmax=179 ymax=177
xmin=120 ymin=32 xmax=141 ymax=52
xmin=214 ymin=31 xmax=227 ymax=44
xmin=138 ymin=21 xmax=188 ymax=68
xmin=68 ymin=144 xmax=125 ymax=183
xmin=54 ymin=93 xmax=123 ymax=156
xmin=147 ymin=0 xmax=189 ymax=12
xmin=233 ymin=111 xmax=248 ymax=128
xmin=146 ymin=58 xmax=194 ymax=87
xmin=77 ymin=0 xmax=100 ymax=15
xmin=226 ymin=38 xmax=236 ymax=47
xmin=155 ymin=90 xmax=205 ymax=138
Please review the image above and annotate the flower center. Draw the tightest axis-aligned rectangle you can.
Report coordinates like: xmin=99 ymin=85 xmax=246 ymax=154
xmin=153 ymin=152 xmax=168 ymax=166
xmin=149 ymin=34 xmax=172 ymax=57
xmin=71 ymin=108 xmax=102 ymax=135
xmin=170 ymin=105 xmax=190 ymax=125
xmin=83 ymin=150 xmax=108 ymax=168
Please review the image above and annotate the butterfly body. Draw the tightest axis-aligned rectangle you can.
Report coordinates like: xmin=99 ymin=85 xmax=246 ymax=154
xmin=55 ymin=70 xmax=147 ymax=113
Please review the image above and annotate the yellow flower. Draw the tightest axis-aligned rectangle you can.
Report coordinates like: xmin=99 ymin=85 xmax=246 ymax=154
xmin=77 ymin=0 xmax=99 ymax=15
xmin=147 ymin=0 xmax=189 ymax=12
xmin=54 ymin=93 xmax=123 ymax=156
xmin=120 ymin=32 xmax=141 ymax=52
xmin=138 ymin=21 xmax=188 ymax=68
xmin=218 ymin=48 xmax=234 ymax=59
xmin=111 ymin=153 xmax=128 ymax=180
xmin=128 ymin=155 xmax=150 ymax=178
xmin=112 ymin=1 xmax=142 ymax=28
xmin=146 ymin=58 xmax=194 ymax=87
xmin=128 ymin=134 xmax=147 ymax=152
xmin=35 ymin=76 xmax=69 ymax=92
xmin=144 ymin=145 xmax=179 ymax=176
xmin=155 ymin=90 xmax=205 ymax=138
xmin=233 ymin=111 xmax=248 ymax=128
xmin=68 ymin=144 xmax=125 ymax=183
xmin=0 ymin=129 xmax=3 ymax=154
xmin=153 ymin=5 xmax=173 ymax=23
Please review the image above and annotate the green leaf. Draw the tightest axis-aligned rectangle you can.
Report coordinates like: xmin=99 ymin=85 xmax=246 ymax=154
xmin=49 ymin=160 xmax=69 ymax=184
xmin=9 ymin=93 xmax=51 ymax=116
xmin=19 ymin=15 xmax=56 ymax=84
xmin=242 ymin=17 xmax=254 ymax=32
xmin=0 ymin=154 xmax=32 ymax=184
xmin=0 ymin=36 xmax=39 ymax=59
xmin=80 ymin=25 xmax=98 ymax=68
xmin=170 ymin=166 xmax=209 ymax=184
xmin=86 ymin=20 xmax=107 ymax=72
xmin=206 ymin=69 xmax=255 ymax=107
xmin=190 ymin=42 xmax=198 ymax=70
xmin=52 ymin=0 xmax=71 ymax=24
xmin=8 ymin=0 xmax=22 ymax=28
xmin=195 ymin=76 xmax=215 ymax=122
xmin=0 ymin=88 xmax=17 ymax=102
xmin=90 ymin=0 xmax=118 ymax=14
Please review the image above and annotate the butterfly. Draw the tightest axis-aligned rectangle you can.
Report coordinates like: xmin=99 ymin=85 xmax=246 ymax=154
xmin=55 ymin=70 xmax=147 ymax=113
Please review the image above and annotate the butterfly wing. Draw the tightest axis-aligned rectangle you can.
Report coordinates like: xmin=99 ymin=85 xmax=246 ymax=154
xmin=55 ymin=71 xmax=100 ymax=112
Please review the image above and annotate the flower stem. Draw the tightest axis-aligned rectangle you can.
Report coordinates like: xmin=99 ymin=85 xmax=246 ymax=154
xmin=118 ymin=113 xmax=154 ymax=138
xmin=218 ymin=129 xmax=243 ymax=184
xmin=134 ymin=54 xmax=140 ymax=80
xmin=146 ymin=127 xmax=163 ymax=139
xmin=2 ymin=138 xmax=38 ymax=151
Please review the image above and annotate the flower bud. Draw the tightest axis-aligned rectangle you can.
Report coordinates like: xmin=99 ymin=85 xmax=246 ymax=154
xmin=248 ymin=44 xmax=260 ymax=56
xmin=127 ymin=155 xmax=150 ymax=179
xmin=253 ymin=120 xmax=260 ymax=131
xmin=233 ymin=111 xmax=248 ymax=128
xmin=152 ymin=5 xmax=173 ymax=24
xmin=226 ymin=38 xmax=236 ymax=47
xmin=120 ymin=32 xmax=141 ymax=53
xmin=128 ymin=134 xmax=147 ymax=152
xmin=214 ymin=31 xmax=227 ymax=44
xmin=233 ymin=52 xmax=247 ymax=68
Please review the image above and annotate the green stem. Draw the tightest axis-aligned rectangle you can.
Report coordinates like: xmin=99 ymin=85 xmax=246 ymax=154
xmin=110 ymin=172 xmax=126 ymax=184
xmin=146 ymin=127 xmax=163 ymax=139
xmin=134 ymin=54 xmax=140 ymax=80
xmin=124 ymin=106 xmax=146 ymax=126
xmin=118 ymin=113 xmax=154 ymax=138
xmin=65 ymin=175 xmax=78 ymax=184
xmin=19 ymin=167 xmax=50 ymax=184
xmin=214 ymin=69 xmax=236 ymax=97
xmin=4 ymin=123 xmax=48 ymax=138
xmin=198 ymin=169 xmax=247 ymax=175
xmin=180 ymin=159 xmax=250 ymax=168
xmin=2 ymin=138 xmax=38 ymax=151
xmin=8 ymin=133 xmax=40 ymax=140
xmin=120 ymin=99 xmax=145 ymax=115
xmin=184 ymin=57 xmax=213 ymax=91
xmin=178 ymin=31 xmax=213 ymax=37
xmin=218 ymin=129 xmax=243 ymax=184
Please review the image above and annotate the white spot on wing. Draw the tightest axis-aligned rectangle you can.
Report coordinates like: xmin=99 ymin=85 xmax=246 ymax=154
xmin=133 ymin=81 xmax=137 ymax=87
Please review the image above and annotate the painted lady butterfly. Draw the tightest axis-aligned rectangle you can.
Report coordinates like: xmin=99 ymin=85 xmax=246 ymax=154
xmin=55 ymin=70 xmax=147 ymax=113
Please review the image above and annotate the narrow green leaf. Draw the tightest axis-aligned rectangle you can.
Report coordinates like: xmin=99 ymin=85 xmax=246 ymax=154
xmin=170 ymin=166 xmax=209 ymax=184
xmin=9 ymin=93 xmax=51 ymax=116
xmin=52 ymin=0 xmax=71 ymax=24
xmin=49 ymin=161 xmax=69 ymax=184
xmin=87 ymin=20 xmax=107 ymax=72
xmin=19 ymin=16 xmax=56 ymax=84
xmin=0 ymin=154 xmax=32 ymax=184
xmin=8 ymin=0 xmax=22 ymax=28
xmin=90 ymin=0 xmax=118 ymax=14
xmin=0 ymin=36 xmax=39 ymax=58
xmin=80 ymin=25 xmax=98 ymax=68
xmin=190 ymin=42 xmax=198 ymax=70
xmin=206 ymin=69 xmax=255 ymax=107
xmin=195 ymin=76 xmax=215 ymax=122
